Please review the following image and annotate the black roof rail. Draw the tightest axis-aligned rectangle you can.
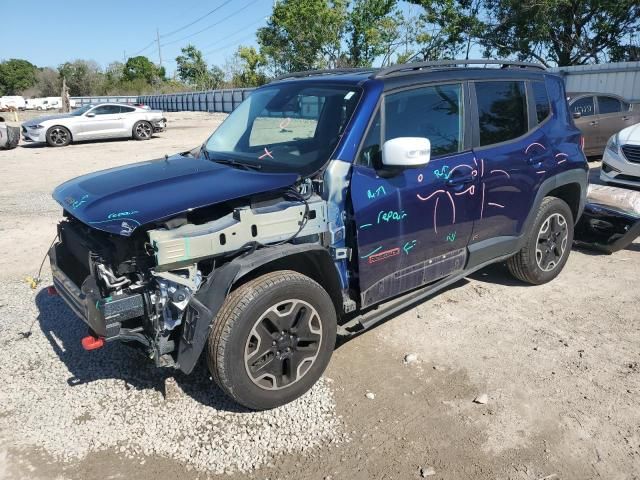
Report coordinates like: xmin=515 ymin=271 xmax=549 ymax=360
xmin=372 ymin=59 xmax=546 ymax=79
xmin=271 ymin=68 xmax=375 ymax=82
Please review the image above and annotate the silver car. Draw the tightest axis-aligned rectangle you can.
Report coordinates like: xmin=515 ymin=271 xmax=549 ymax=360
xmin=21 ymin=103 xmax=167 ymax=147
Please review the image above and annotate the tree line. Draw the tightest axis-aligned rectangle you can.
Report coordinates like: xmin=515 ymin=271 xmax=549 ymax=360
xmin=1 ymin=0 xmax=638 ymax=97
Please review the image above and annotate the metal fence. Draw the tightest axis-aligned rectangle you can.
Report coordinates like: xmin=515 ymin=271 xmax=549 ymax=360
xmin=549 ymin=61 xmax=640 ymax=102
xmin=138 ymin=89 xmax=255 ymax=113
xmin=71 ymin=96 xmax=139 ymax=106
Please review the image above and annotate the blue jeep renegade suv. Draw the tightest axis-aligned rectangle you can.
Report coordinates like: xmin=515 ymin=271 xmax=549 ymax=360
xmin=50 ymin=60 xmax=588 ymax=409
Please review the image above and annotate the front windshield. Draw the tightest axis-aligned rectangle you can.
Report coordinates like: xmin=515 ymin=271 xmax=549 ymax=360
xmin=205 ymin=83 xmax=361 ymax=174
xmin=70 ymin=105 xmax=93 ymax=116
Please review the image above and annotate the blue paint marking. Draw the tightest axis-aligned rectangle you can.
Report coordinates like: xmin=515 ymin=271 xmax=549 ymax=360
xmin=377 ymin=210 xmax=407 ymax=224
xmin=360 ymin=223 xmax=373 ymax=229
xmin=66 ymin=194 xmax=89 ymax=209
xmin=89 ymin=217 xmax=141 ymax=227
xmin=361 ymin=246 xmax=382 ymax=259
xmin=107 ymin=210 xmax=139 ymax=219
xmin=434 ymin=166 xmax=451 ymax=180
xmin=402 ymin=240 xmax=417 ymax=255
xmin=367 ymin=186 xmax=387 ymax=200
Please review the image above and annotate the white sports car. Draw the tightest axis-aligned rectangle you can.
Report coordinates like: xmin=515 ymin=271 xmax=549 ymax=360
xmin=601 ymin=122 xmax=640 ymax=188
xmin=21 ymin=103 xmax=167 ymax=147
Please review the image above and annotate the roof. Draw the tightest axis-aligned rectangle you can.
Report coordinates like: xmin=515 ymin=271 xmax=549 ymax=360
xmin=269 ymin=60 xmax=550 ymax=90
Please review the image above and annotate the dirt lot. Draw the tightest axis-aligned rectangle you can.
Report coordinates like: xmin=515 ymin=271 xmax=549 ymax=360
xmin=0 ymin=112 xmax=638 ymax=480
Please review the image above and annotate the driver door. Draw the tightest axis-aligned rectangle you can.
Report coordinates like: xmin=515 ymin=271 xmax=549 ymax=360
xmin=77 ymin=105 xmax=124 ymax=139
xmin=351 ymin=83 xmax=479 ymax=308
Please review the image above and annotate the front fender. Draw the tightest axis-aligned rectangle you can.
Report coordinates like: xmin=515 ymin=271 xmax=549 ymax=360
xmin=176 ymin=243 xmax=333 ymax=374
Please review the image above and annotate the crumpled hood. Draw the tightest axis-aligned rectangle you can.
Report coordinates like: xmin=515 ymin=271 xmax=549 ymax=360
xmin=52 ymin=153 xmax=299 ymax=236
xmin=618 ymin=123 xmax=640 ymax=144
xmin=23 ymin=114 xmax=72 ymax=127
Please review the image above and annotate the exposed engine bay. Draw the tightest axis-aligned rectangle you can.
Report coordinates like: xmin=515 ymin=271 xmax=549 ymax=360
xmin=50 ymin=183 xmax=330 ymax=369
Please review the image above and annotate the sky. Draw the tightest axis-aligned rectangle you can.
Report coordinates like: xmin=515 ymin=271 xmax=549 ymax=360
xmin=0 ymin=0 xmax=274 ymax=75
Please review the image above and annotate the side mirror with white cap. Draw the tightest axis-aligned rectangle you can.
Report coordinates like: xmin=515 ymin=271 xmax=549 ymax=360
xmin=382 ymin=137 xmax=431 ymax=168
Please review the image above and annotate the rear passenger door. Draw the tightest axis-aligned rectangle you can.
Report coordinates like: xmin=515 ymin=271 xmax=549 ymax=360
xmin=569 ymin=96 xmax=598 ymax=155
xmin=469 ymin=80 xmax=549 ymax=245
xmin=596 ymin=96 xmax=628 ymax=148
xmin=351 ymin=82 xmax=479 ymax=308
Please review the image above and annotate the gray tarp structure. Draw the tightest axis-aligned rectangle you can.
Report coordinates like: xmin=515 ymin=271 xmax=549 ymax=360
xmin=0 ymin=121 xmax=20 ymax=150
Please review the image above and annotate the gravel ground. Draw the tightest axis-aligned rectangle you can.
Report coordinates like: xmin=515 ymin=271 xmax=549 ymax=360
xmin=0 ymin=279 xmax=345 ymax=475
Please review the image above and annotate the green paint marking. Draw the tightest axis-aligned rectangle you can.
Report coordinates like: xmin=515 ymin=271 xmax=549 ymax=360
xmin=360 ymin=246 xmax=382 ymax=259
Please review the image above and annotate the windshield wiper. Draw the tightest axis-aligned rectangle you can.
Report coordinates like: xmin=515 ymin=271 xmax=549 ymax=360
xmin=211 ymin=157 xmax=262 ymax=171
xmin=200 ymin=144 xmax=211 ymax=160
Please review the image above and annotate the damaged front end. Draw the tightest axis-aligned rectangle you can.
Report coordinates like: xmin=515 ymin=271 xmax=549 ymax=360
xmin=49 ymin=189 xmax=330 ymax=372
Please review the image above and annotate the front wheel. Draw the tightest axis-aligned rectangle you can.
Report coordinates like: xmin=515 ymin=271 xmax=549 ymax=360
xmin=507 ymin=196 xmax=574 ymax=285
xmin=46 ymin=126 xmax=71 ymax=147
xmin=207 ymin=271 xmax=337 ymax=410
xmin=132 ymin=120 xmax=153 ymax=140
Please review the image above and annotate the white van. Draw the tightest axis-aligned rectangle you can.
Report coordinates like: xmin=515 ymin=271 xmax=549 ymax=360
xmin=0 ymin=96 xmax=26 ymax=111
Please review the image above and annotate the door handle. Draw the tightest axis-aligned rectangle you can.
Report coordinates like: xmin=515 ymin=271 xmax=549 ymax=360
xmin=622 ymin=116 xmax=630 ymax=121
xmin=527 ymin=154 xmax=546 ymax=166
xmin=446 ymin=174 xmax=473 ymax=186
xmin=589 ymin=120 xmax=599 ymax=126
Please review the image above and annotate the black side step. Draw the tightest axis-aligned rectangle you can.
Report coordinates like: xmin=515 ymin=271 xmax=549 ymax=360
xmin=338 ymin=253 xmax=512 ymax=336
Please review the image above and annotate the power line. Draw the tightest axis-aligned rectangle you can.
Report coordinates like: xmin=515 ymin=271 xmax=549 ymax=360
xmin=130 ymin=39 xmax=156 ymax=57
xmin=160 ymin=0 xmax=233 ymax=38
xmin=203 ymin=31 xmax=258 ymax=57
xmin=161 ymin=0 xmax=260 ymax=48
xmin=199 ymin=16 xmax=266 ymax=51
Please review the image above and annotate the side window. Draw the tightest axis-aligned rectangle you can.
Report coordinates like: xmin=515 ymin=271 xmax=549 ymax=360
xmin=475 ymin=81 xmax=528 ymax=146
xmin=357 ymin=110 xmax=381 ymax=168
xmin=531 ymin=81 xmax=551 ymax=124
xmin=120 ymin=106 xmax=136 ymax=113
xmin=597 ymin=96 xmax=622 ymax=115
xmin=570 ymin=97 xmax=594 ymax=117
xmin=91 ymin=105 xmax=120 ymax=115
xmin=384 ymin=83 xmax=464 ymax=157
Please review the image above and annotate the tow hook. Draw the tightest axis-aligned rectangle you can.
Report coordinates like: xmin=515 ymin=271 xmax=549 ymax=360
xmin=81 ymin=334 xmax=105 ymax=351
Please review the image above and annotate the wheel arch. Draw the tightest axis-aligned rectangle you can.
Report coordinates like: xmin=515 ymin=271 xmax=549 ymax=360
xmin=46 ymin=124 xmax=73 ymax=142
xmin=176 ymin=243 xmax=342 ymax=374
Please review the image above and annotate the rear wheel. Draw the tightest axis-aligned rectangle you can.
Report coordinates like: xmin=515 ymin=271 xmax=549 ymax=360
xmin=207 ymin=271 xmax=337 ymax=410
xmin=507 ymin=196 xmax=574 ymax=285
xmin=132 ymin=121 xmax=152 ymax=140
xmin=46 ymin=126 xmax=71 ymax=147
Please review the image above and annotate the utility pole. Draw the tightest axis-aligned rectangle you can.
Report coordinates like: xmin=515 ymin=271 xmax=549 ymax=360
xmin=123 ymin=50 xmax=127 ymax=63
xmin=156 ymin=28 xmax=163 ymax=67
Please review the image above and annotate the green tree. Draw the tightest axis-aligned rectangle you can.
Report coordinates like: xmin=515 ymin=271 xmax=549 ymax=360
xmin=35 ymin=67 xmax=60 ymax=97
xmin=257 ymin=0 xmax=349 ymax=75
xmin=0 ymin=59 xmax=38 ymax=95
xmin=58 ymin=60 xmax=104 ymax=96
xmin=123 ymin=56 xmax=164 ymax=84
xmin=176 ymin=45 xmax=216 ymax=89
xmin=347 ymin=0 xmax=399 ymax=67
xmin=230 ymin=46 xmax=268 ymax=87
xmin=209 ymin=65 xmax=226 ymax=89
xmin=482 ymin=0 xmax=640 ymax=66
xmin=408 ymin=0 xmax=486 ymax=61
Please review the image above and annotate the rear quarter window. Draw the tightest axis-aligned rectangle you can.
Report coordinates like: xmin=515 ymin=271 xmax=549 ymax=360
xmin=475 ymin=81 xmax=528 ymax=146
xmin=531 ymin=81 xmax=551 ymax=124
